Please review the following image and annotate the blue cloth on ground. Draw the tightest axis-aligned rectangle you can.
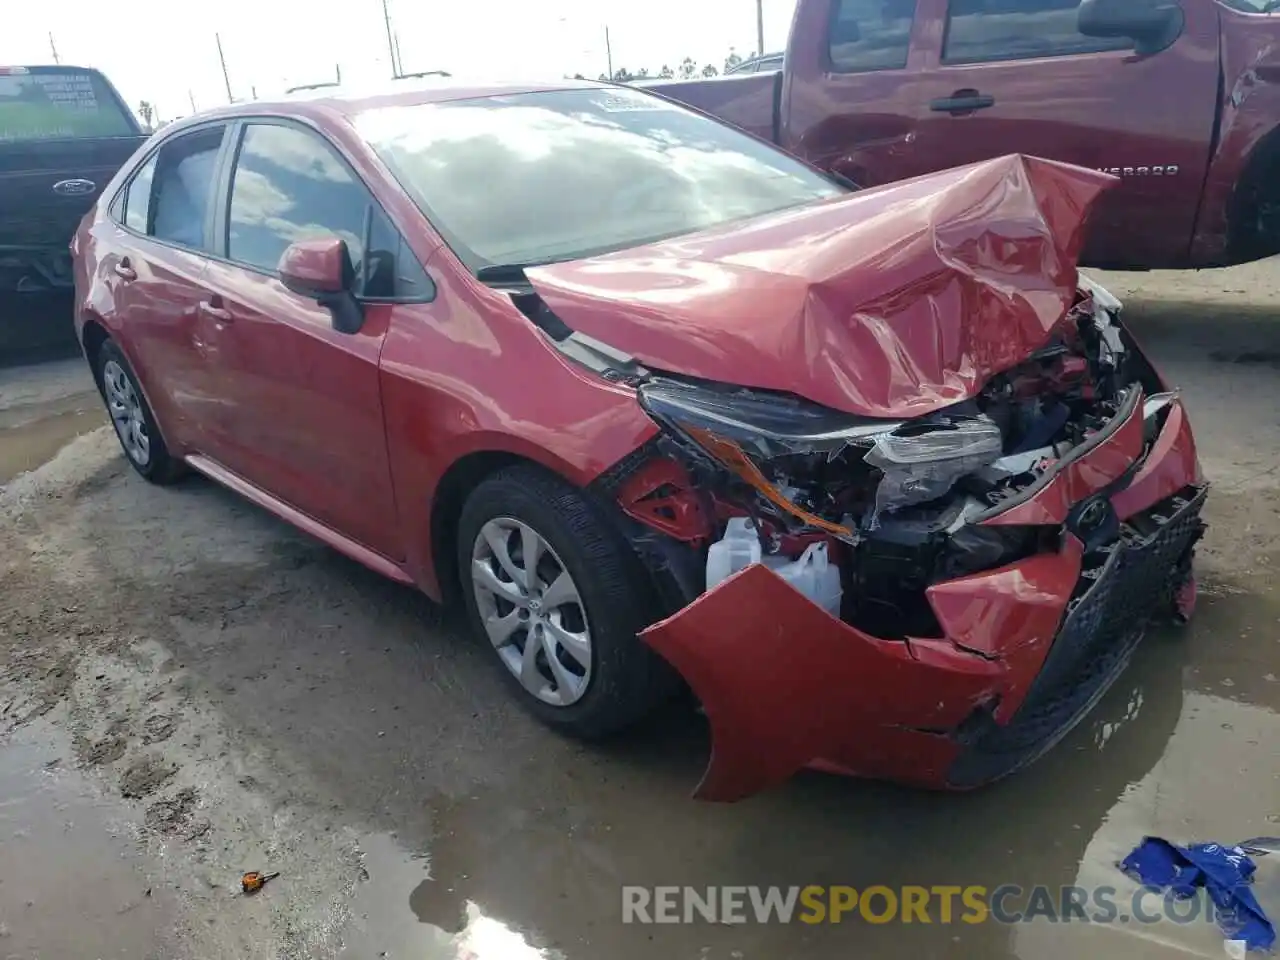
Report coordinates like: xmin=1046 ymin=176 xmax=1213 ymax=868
xmin=1120 ymin=837 xmax=1276 ymax=952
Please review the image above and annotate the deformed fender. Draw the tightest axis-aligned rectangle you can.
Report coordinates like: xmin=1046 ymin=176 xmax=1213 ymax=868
xmin=640 ymin=545 xmax=1082 ymax=802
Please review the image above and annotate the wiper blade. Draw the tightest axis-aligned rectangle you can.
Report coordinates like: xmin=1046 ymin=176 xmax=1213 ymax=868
xmin=475 ymin=259 xmax=569 ymax=283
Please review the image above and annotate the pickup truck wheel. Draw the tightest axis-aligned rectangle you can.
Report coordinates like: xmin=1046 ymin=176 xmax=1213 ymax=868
xmin=96 ymin=340 xmax=184 ymax=485
xmin=457 ymin=465 xmax=669 ymax=739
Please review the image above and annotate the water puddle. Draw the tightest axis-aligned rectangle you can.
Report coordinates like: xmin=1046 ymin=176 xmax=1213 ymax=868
xmin=342 ymin=831 xmax=560 ymax=958
xmin=0 ymin=716 xmax=179 ymax=958
xmin=0 ymin=403 xmax=104 ymax=484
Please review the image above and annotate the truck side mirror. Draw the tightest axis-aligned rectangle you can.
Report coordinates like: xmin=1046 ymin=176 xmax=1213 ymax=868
xmin=1077 ymin=0 xmax=1185 ymax=57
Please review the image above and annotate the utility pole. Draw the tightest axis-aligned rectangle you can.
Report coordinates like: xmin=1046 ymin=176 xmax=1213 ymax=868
xmin=393 ymin=31 xmax=404 ymax=77
xmin=48 ymin=32 xmax=60 ymax=64
xmin=381 ymin=0 xmax=398 ymax=78
xmin=756 ymin=0 xmax=765 ymax=56
xmin=215 ymin=33 xmax=233 ymax=103
xmin=604 ymin=25 xmax=614 ymax=81
xmin=188 ymin=90 xmax=197 ymax=113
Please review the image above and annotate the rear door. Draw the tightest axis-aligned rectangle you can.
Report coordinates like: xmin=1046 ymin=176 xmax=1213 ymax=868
xmin=905 ymin=0 xmax=1221 ymax=267
xmin=780 ymin=0 xmax=931 ymax=186
xmin=0 ymin=66 xmax=146 ymax=292
xmin=197 ymin=119 xmax=425 ymax=559
xmin=95 ymin=124 xmax=230 ymax=452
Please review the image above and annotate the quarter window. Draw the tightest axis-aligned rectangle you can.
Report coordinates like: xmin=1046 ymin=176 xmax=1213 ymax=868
xmin=828 ymin=0 xmax=916 ymax=73
xmin=123 ymin=154 xmax=156 ymax=234
xmin=943 ymin=0 xmax=1131 ymax=64
xmin=225 ymin=122 xmax=427 ymax=298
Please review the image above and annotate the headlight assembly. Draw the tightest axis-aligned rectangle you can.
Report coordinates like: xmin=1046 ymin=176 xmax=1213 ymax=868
xmin=638 ymin=378 xmax=1004 ymax=538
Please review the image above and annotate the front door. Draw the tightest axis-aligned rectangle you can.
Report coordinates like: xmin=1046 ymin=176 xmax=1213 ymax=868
xmin=906 ymin=0 xmax=1221 ymax=267
xmin=197 ymin=120 xmax=405 ymax=560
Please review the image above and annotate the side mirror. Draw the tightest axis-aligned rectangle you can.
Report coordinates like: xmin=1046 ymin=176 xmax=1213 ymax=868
xmin=277 ymin=237 xmax=365 ymax=334
xmin=1077 ymin=0 xmax=1184 ymax=56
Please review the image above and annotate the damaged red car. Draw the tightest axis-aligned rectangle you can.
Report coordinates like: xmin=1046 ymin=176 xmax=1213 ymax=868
xmin=72 ymin=79 xmax=1206 ymax=801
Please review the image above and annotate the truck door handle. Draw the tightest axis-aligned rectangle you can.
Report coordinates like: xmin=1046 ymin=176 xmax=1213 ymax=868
xmin=198 ymin=298 xmax=233 ymax=323
xmin=113 ymin=258 xmax=137 ymax=281
xmin=930 ymin=91 xmax=995 ymax=114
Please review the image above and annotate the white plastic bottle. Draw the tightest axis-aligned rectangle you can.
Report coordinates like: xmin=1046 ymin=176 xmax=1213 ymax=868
xmin=705 ymin=517 xmax=762 ymax=589
xmin=762 ymin=542 xmax=843 ymax=617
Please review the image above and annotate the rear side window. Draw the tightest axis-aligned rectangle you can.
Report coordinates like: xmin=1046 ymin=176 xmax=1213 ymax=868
xmin=226 ymin=122 xmax=429 ymax=299
xmin=943 ymin=0 xmax=1131 ymax=64
xmin=828 ymin=0 xmax=916 ymax=72
xmin=0 ymin=68 xmax=136 ymax=143
xmin=150 ymin=127 xmax=225 ymax=250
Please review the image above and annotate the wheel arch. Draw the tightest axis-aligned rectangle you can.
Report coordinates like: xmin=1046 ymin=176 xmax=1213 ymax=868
xmin=428 ymin=449 xmax=548 ymax=607
xmin=1226 ymin=122 xmax=1280 ymax=263
xmin=80 ymin=315 xmax=111 ymax=394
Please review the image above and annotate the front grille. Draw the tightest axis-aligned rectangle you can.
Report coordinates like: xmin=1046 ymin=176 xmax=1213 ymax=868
xmin=947 ymin=484 xmax=1206 ymax=788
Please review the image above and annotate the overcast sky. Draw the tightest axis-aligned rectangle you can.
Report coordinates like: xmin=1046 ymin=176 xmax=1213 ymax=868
xmin=1 ymin=0 xmax=797 ymax=123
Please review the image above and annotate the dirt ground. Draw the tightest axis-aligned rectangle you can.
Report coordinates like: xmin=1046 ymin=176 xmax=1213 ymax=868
xmin=1 ymin=260 xmax=1278 ymax=960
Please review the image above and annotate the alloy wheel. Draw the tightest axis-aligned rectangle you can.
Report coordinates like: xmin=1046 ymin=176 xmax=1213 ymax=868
xmin=470 ymin=517 xmax=593 ymax=707
xmin=102 ymin=359 xmax=150 ymax=466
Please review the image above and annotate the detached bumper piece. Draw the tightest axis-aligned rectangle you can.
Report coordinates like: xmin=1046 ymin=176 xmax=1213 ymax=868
xmin=946 ymin=484 xmax=1206 ymax=788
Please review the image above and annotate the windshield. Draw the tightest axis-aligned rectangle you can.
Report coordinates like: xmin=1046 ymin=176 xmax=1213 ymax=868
xmin=0 ymin=68 xmax=137 ymax=143
xmin=356 ymin=86 xmax=844 ymax=270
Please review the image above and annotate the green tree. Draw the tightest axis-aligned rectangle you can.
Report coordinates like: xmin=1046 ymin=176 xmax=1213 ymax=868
xmin=137 ymin=100 xmax=155 ymax=130
xmin=679 ymin=57 xmax=697 ymax=78
xmin=658 ymin=64 xmax=674 ymax=78
xmin=724 ymin=48 xmax=743 ymax=73
xmin=702 ymin=63 xmax=719 ymax=77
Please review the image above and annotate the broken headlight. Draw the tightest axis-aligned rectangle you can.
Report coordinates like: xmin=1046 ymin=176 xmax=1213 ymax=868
xmin=638 ymin=378 xmax=1004 ymax=537
xmin=864 ymin=416 xmax=1003 ymax=527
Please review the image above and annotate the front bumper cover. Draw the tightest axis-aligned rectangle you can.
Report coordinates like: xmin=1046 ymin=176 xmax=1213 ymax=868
xmin=640 ymin=390 xmax=1205 ymax=801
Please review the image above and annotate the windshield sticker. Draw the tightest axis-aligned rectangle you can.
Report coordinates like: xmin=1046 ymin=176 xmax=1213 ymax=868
xmin=591 ymin=94 xmax=668 ymax=113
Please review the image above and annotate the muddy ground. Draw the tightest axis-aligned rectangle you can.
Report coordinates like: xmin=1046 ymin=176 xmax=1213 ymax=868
xmin=1 ymin=261 xmax=1278 ymax=960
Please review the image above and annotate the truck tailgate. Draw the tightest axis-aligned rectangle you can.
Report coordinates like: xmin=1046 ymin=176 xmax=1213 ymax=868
xmin=0 ymin=137 xmax=144 ymax=250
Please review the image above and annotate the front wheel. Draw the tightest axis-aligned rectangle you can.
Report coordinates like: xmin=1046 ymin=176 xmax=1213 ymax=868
xmin=457 ymin=465 xmax=671 ymax=738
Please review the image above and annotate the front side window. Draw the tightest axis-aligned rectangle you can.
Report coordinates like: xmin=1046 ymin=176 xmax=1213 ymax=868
xmin=149 ymin=126 xmax=225 ymax=250
xmin=225 ymin=122 xmax=425 ymax=298
xmin=355 ymin=86 xmax=844 ymax=272
xmin=943 ymin=0 xmax=1131 ymax=64
xmin=828 ymin=0 xmax=916 ymax=72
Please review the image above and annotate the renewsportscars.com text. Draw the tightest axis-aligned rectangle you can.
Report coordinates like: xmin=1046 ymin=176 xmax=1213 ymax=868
xmin=621 ymin=884 xmax=1233 ymax=926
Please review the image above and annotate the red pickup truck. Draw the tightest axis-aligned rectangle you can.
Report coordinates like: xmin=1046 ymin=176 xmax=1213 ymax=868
xmin=642 ymin=0 xmax=1280 ymax=270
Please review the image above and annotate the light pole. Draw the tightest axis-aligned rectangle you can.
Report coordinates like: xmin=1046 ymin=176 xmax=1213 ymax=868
xmin=756 ymin=0 xmax=765 ymax=56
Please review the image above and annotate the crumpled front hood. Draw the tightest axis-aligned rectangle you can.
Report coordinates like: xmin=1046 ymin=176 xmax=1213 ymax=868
xmin=527 ymin=155 xmax=1117 ymax=419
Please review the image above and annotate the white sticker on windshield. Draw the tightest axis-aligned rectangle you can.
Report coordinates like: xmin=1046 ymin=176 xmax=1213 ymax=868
xmin=591 ymin=94 xmax=667 ymax=113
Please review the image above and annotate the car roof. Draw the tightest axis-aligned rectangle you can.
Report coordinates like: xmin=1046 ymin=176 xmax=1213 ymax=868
xmin=185 ymin=75 xmax=611 ymax=126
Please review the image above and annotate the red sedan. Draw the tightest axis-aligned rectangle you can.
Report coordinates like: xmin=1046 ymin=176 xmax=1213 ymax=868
xmin=71 ymin=78 xmax=1205 ymax=801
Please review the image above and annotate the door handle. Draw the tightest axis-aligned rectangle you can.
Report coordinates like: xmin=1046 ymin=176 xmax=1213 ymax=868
xmin=113 ymin=259 xmax=137 ymax=281
xmin=199 ymin=299 xmax=233 ymax=323
xmin=930 ymin=92 xmax=995 ymax=114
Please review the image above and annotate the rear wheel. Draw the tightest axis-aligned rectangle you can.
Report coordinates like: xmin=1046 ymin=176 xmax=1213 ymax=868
xmin=96 ymin=340 xmax=184 ymax=484
xmin=457 ymin=465 xmax=670 ymax=738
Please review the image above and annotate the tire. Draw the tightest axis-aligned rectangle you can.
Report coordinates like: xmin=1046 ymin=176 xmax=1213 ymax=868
xmin=95 ymin=339 xmax=185 ymax=485
xmin=457 ymin=464 xmax=671 ymax=739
